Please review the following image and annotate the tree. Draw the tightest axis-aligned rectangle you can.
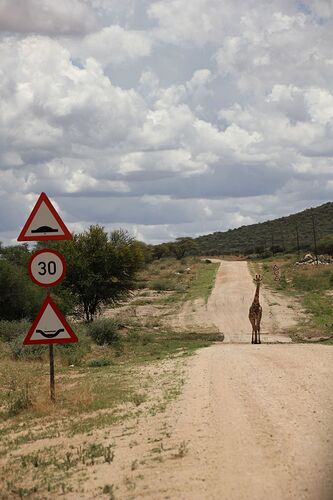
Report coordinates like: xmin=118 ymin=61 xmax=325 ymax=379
xmin=133 ymin=241 xmax=153 ymax=263
xmin=0 ymin=243 xmax=30 ymax=267
xmin=0 ymin=259 xmax=43 ymax=320
xmin=317 ymin=235 xmax=333 ymax=256
xmin=152 ymin=243 xmax=174 ymax=260
xmin=173 ymin=238 xmax=199 ymax=260
xmin=59 ymin=226 xmax=144 ymax=322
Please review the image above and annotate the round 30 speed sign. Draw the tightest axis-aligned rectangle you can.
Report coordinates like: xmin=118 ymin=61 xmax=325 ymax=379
xmin=28 ymin=249 xmax=66 ymax=287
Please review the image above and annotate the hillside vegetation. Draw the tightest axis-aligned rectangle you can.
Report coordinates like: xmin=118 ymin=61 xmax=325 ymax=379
xmin=195 ymin=202 xmax=333 ymax=256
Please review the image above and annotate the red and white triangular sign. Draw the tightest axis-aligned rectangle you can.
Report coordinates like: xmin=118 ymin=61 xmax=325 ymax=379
xmin=24 ymin=296 xmax=78 ymax=345
xmin=18 ymin=192 xmax=72 ymax=241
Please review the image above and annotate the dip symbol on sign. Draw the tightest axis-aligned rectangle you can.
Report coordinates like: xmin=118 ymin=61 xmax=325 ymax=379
xmin=36 ymin=328 xmax=65 ymax=339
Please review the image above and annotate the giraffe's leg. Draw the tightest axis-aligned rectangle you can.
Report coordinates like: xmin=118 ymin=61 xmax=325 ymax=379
xmin=258 ymin=309 xmax=262 ymax=344
xmin=250 ymin=315 xmax=254 ymax=343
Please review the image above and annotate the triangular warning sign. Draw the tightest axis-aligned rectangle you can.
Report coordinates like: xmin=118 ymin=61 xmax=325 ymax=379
xmin=18 ymin=192 xmax=72 ymax=241
xmin=24 ymin=296 xmax=78 ymax=345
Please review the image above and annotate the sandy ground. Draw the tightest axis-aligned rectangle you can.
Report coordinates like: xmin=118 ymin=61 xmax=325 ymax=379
xmin=76 ymin=260 xmax=333 ymax=499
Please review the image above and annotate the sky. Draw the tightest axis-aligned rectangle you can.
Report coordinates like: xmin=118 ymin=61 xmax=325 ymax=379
xmin=0 ymin=0 xmax=332 ymax=245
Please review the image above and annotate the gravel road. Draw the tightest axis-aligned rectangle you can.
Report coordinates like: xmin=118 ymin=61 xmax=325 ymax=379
xmin=136 ymin=260 xmax=333 ymax=499
xmin=207 ymin=259 xmax=303 ymax=343
xmin=154 ymin=344 xmax=333 ymax=500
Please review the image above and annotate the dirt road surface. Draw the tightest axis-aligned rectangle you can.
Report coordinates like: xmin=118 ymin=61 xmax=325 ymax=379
xmin=72 ymin=260 xmax=333 ymax=499
xmin=137 ymin=343 xmax=333 ymax=500
xmin=172 ymin=259 xmax=304 ymax=343
xmin=207 ymin=259 xmax=303 ymax=343
xmin=118 ymin=260 xmax=333 ymax=499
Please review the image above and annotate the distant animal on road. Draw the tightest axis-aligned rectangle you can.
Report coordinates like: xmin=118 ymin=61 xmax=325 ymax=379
xmin=249 ymin=274 xmax=263 ymax=344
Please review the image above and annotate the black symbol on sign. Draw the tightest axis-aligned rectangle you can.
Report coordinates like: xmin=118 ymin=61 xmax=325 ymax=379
xmin=36 ymin=328 xmax=64 ymax=338
xmin=31 ymin=226 xmax=59 ymax=233
xmin=38 ymin=261 xmax=57 ymax=275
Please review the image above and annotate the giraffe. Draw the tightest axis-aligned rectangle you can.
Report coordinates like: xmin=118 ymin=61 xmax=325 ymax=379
xmin=249 ymin=274 xmax=263 ymax=344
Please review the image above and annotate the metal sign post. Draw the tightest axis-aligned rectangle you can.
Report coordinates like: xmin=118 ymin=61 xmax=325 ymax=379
xmin=49 ymin=345 xmax=55 ymax=402
xmin=18 ymin=192 xmax=76 ymax=402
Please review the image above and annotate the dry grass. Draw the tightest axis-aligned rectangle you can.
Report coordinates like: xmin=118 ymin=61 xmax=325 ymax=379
xmin=0 ymin=256 xmax=221 ymax=497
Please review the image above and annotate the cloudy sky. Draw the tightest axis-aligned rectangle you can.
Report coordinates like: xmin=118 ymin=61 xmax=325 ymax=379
xmin=1 ymin=0 xmax=332 ymax=245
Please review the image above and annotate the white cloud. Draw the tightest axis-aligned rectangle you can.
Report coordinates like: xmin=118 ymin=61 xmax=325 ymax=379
xmin=305 ymin=88 xmax=333 ymax=125
xmin=0 ymin=35 xmax=146 ymax=156
xmin=148 ymin=0 xmax=236 ymax=46
xmin=69 ymin=25 xmax=152 ymax=67
xmin=0 ymin=0 xmax=97 ymax=35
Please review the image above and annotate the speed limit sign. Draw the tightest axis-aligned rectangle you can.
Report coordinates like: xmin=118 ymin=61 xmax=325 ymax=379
xmin=28 ymin=249 xmax=66 ymax=287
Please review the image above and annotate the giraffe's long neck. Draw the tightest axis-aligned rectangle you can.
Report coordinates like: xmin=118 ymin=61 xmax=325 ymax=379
xmin=253 ymin=283 xmax=260 ymax=303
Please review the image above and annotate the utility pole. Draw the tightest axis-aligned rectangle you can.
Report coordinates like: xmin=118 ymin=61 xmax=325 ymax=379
xmin=295 ymin=223 xmax=300 ymax=258
xmin=281 ymin=225 xmax=286 ymax=252
xmin=311 ymin=208 xmax=318 ymax=264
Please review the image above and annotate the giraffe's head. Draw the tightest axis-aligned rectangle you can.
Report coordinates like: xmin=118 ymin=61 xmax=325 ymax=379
xmin=254 ymin=274 xmax=263 ymax=285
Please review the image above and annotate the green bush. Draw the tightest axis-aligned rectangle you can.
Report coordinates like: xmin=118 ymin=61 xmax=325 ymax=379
xmin=0 ymin=260 xmax=44 ymax=321
xmin=6 ymin=382 xmax=32 ymax=416
xmin=317 ymin=235 xmax=333 ymax=256
xmin=0 ymin=320 xmax=30 ymax=343
xmin=87 ymin=319 xmax=120 ymax=345
xmin=329 ymin=272 xmax=333 ymax=287
xmin=150 ymin=279 xmax=174 ymax=291
xmin=87 ymin=357 xmax=113 ymax=367
xmin=0 ymin=339 xmax=10 ymax=358
xmin=133 ymin=281 xmax=147 ymax=290
xmin=57 ymin=327 xmax=91 ymax=366
xmin=9 ymin=333 xmax=45 ymax=360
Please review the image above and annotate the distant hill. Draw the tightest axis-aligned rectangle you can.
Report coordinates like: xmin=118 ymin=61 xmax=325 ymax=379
xmin=195 ymin=202 xmax=333 ymax=256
